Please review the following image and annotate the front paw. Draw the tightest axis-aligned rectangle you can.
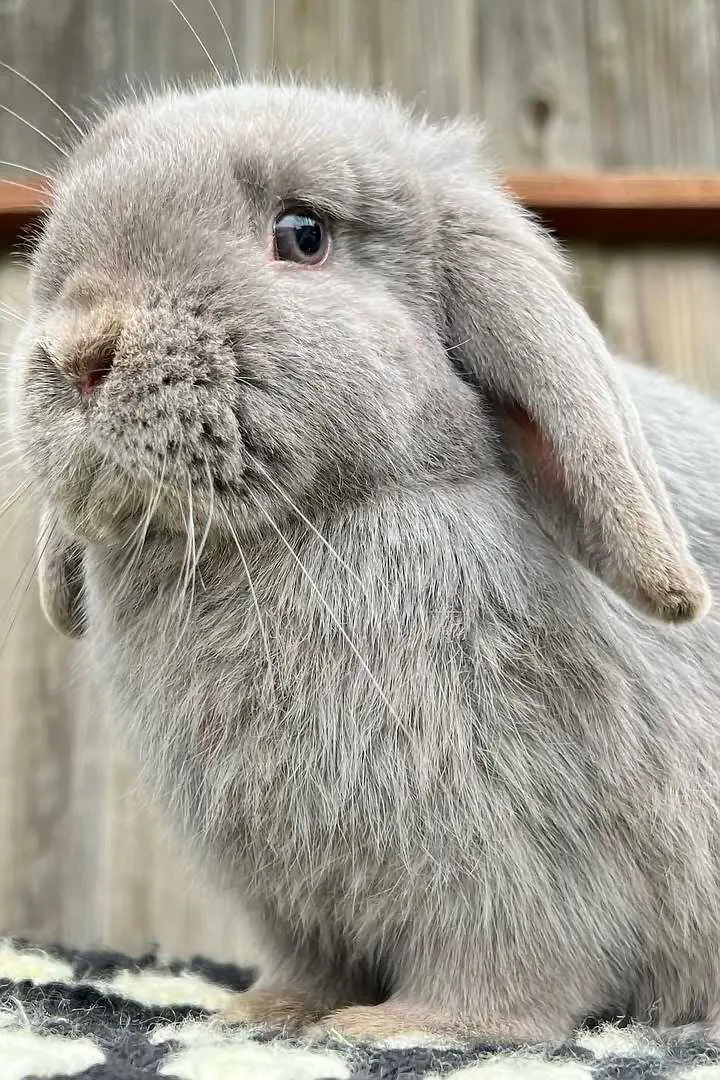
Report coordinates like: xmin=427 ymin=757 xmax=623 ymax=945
xmin=307 ymin=1001 xmax=562 ymax=1045
xmin=307 ymin=1002 xmax=450 ymax=1043
xmin=220 ymin=987 xmax=328 ymax=1032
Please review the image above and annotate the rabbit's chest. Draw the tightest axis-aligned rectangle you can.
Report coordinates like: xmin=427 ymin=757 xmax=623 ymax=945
xmin=93 ymin=585 xmax=401 ymax=886
xmin=130 ymin=669 xmax=398 ymax=918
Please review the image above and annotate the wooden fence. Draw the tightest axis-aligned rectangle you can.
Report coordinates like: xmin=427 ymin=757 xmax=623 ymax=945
xmin=2 ymin=0 xmax=720 ymax=963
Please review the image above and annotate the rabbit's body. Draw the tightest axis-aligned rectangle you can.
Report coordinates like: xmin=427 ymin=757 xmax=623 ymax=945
xmin=9 ymin=83 xmax=720 ymax=1039
xmin=85 ymin=357 xmax=720 ymax=1036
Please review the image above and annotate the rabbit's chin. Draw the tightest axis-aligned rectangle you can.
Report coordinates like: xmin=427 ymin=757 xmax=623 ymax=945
xmin=49 ymin=468 xmax=261 ymax=554
xmin=46 ymin=470 xmax=183 ymax=549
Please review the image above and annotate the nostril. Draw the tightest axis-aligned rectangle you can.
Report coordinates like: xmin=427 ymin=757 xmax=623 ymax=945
xmin=53 ymin=306 xmax=124 ymax=401
xmin=77 ymin=343 xmax=116 ymax=399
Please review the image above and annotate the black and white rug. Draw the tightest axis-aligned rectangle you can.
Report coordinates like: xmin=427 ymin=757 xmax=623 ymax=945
xmin=2 ymin=938 xmax=720 ymax=1079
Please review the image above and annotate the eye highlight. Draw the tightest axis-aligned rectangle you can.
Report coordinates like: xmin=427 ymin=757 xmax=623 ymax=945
xmin=272 ymin=209 xmax=330 ymax=266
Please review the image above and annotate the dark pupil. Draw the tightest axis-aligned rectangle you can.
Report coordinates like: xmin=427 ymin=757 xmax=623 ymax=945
xmin=292 ymin=216 xmax=322 ymax=256
xmin=275 ymin=213 xmax=323 ymax=259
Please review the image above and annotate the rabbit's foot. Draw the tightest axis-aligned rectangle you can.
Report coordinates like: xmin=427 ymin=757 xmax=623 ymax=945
xmin=308 ymin=1000 xmax=555 ymax=1044
xmin=220 ymin=986 xmax=328 ymax=1032
xmin=308 ymin=1001 xmax=461 ymax=1043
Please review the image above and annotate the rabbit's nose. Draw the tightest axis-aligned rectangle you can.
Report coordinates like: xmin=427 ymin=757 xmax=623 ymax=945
xmin=60 ymin=310 xmax=122 ymax=399
xmin=75 ymin=341 xmax=116 ymax=398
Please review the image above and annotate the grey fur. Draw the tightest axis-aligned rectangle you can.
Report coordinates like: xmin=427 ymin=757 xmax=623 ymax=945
xmin=7 ymin=82 xmax=720 ymax=1038
xmin=37 ymin=505 xmax=85 ymax=638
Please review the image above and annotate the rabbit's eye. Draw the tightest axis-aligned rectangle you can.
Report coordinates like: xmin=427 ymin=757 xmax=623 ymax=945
xmin=273 ymin=210 xmax=330 ymax=266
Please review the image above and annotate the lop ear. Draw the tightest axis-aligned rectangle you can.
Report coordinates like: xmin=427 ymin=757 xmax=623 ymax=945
xmin=436 ymin=161 xmax=709 ymax=623
xmin=38 ymin=506 xmax=87 ymax=639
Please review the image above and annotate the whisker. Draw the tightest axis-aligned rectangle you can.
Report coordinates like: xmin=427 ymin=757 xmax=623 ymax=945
xmin=0 ymin=176 xmax=50 ymax=203
xmin=206 ymin=0 xmax=241 ymax=79
xmin=161 ymin=472 xmax=201 ymax=670
xmin=170 ymin=478 xmax=194 ymax=617
xmin=162 ymin=472 xmax=195 ymax=641
xmin=124 ymin=457 xmax=167 ymax=573
xmin=185 ymin=472 xmax=198 ymax=616
xmin=0 ymin=449 xmax=23 ymax=465
xmin=0 ymin=461 xmax=27 ymax=481
xmin=0 ymin=159 xmax=53 ymax=179
xmin=445 ymin=337 xmax=472 ymax=355
xmin=192 ymin=468 xmax=215 ymax=573
xmin=0 ymin=61 xmax=85 ymax=137
xmin=0 ymin=514 xmax=55 ymax=660
xmin=219 ymin=501 xmax=278 ymax=708
xmin=244 ymin=488 xmax=400 ymax=722
xmin=0 ymin=302 xmax=24 ymax=323
xmin=182 ymin=471 xmax=197 ymax=602
xmin=119 ymin=472 xmax=160 ymax=585
xmin=271 ymin=0 xmax=277 ymax=73
xmin=247 ymin=452 xmax=398 ymax=626
xmin=0 ymin=479 xmax=32 ymax=519
xmin=0 ymin=102 xmax=69 ymax=158
xmin=166 ymin=0 xmax=223 ymax=82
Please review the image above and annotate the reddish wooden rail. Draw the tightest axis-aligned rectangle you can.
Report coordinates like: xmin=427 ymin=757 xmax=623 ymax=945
xmin=4 ymin=174 xmax=720 ymax=245
xmin=510 ymin=174 xmax=720 ymax=242
xmin=0 ymin=177 xmax=51 ymax=246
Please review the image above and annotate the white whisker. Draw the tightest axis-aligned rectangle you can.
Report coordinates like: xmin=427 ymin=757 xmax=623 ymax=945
xmin=0 ymin=299 xmax=23 ymax=315
xmin=0 ymin=479 xmax=32 ymax=518
xmin=163 ymin=472 xmax=199 ymax=665
xmin=248 ymin=452 xmax=398 ymax=626
xmin=0 ymin=176 xmax=48 ymax=199
xmin=0 ymin=456 xmax=25 ymax=473
xmin=0 ymin=61 xmax=85 ymax=137
xmin=122 ymin=458 xmax=166 ymax=578
xmin=206 ymin=0 xmax=241 ymax=79
xmin=185 ymin=472 xmax=198 ymax=614
xmin=166 ymin=0 xmax=223 ymax=82
xmin=0 ymin=512 xmax=54 ymax=659
xmin=271 ymin=0 xmax=277 ymax=71
xmin=244 ymin=487 xmax=400 ymax=723
xmin=445 ymin=336 xmax=472 ymax=355
xmin=0 ymin=102 xmax=69 ymax=158
xmin=173 ymin=477 xmax=195 ymax=613
xmin=192 ymin=468 xmax=215 ymax=573
xmin=220 ymin=502 xmax=278 ymax=708
xmin=0 ymin=159 xmax=52 ymax=179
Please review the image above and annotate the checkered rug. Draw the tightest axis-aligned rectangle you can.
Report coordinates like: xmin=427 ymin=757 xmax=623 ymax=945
xmin=2 ymin=938 xmax=720 ymax=1078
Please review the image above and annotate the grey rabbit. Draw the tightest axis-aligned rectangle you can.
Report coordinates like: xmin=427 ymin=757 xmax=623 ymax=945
xmin=8 ymin=81 xmax=720 ymax=1042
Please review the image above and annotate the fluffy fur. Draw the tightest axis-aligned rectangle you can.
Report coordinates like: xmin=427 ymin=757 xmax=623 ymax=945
xmin=7 ymin=81 xmax=720 ymax=1040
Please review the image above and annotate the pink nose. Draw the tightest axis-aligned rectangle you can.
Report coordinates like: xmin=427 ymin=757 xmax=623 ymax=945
xmin=78 ymin=346 xmax=114 ymax=397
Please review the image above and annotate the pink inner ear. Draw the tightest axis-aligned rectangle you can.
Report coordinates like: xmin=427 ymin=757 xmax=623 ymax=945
xmin=502 ymin=403 xmax=566 ymax=496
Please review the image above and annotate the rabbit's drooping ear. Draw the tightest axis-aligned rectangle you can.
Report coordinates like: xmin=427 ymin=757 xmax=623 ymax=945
xmin=437 ymin=169 xmax=710 ymax=623
xmin=38 ymin=506 xmax=87 ymax=639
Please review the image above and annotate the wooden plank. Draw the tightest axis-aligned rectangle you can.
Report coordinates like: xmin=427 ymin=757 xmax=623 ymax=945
xmin=584 ymin=0 xmax=720 ymax=169
xmin=512 ymin=174 xmax=720 ymax=242
xmin=577 ymin=0 xmax=720 ymax=391
xmin=511 ymin=174 xmax=720 ymax=208
xmin=5 ymin=174 xmax=720 ymax=245
xmin=0 ymin=260 xmax=72 ymax=945
xmin=469 ymin=0 xmax=595 ymax=168
xmin=8 ymin=171 xmax=720 ymax=215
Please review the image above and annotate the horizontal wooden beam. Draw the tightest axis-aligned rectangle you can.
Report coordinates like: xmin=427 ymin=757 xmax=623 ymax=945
xmin=4 ymin=174 xmax=720 ymax=245
xmin=510 ymin=173 xmax=720 ymax=242
xmin=509 ymin=173 xmax=720 ymax=208
xmin=0 ymin=178 xmax=51 ymax=247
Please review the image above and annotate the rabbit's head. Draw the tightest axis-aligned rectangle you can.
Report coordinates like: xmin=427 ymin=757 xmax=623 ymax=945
xmin=8 ymin=82 xmax=710 ymax=636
